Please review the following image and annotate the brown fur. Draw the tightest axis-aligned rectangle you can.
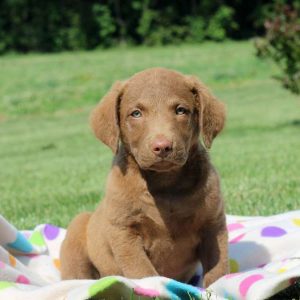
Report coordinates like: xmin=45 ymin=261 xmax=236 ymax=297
xmin=60 ymin=67 xmax=228 ymax=287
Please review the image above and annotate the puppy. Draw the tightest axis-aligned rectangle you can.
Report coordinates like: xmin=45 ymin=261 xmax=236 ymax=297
xmin=60 ymin=67 xmax=228 ymax=287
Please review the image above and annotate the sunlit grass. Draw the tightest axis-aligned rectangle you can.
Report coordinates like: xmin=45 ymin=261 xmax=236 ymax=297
xmin=0 ymin=41 xmax=299 ymax=229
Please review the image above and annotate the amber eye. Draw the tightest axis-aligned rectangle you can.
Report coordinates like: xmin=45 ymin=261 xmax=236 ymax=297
xmin=175 ymin=106 xmax=188 ymax=115
xmin=131 ymin=109 xmax=142 ymax=118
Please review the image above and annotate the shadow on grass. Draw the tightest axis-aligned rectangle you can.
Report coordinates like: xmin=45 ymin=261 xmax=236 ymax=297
xmin=272 ymin=119 xmax=300 ymax=130
xmin=290 ymin=120 xmax=300 ymax=127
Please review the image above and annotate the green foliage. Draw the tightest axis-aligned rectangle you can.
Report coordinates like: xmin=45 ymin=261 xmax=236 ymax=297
xmin=133 ymin=2 xmax=238 ymax=45
xmin=206 ymin=6 xmax=237 ymax=41
xmin=255 ymin=2 xmax=300 ymax=94
xmin=186 ymin=5 xmax=238 ymax=42
xmin=93 ymin=4 xmax=116 ymax=47
xmin=185 ymin=17 xmax=206 ymax=43
xmin=0 ymin=0 xmax=283 ymax=53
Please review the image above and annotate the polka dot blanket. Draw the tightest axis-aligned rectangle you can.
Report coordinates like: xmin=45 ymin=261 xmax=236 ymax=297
xmin=1 ymin=211 xmax=300 ymax=300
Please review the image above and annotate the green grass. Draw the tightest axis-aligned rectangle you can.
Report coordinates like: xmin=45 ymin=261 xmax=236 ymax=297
xmin=0 ymin=41 xmax=299 ymax=229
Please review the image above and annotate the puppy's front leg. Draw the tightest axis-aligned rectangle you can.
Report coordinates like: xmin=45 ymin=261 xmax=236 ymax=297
xmin=200 ymin=224 xmax=229 ymax=287
xmin=110 ymin=227 xmax=158 ymax=278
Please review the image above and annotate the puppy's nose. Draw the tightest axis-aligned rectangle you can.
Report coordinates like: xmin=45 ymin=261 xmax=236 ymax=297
xmin=152 ymin=137 xmax=173 ymax=157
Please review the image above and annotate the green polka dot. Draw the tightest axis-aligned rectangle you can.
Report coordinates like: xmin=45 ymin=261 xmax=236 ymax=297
xmin=88 ymin=277 xmax=118 ymax=297
xmin=29 ymin=231 xmax=45 ymax=246
xmin=230 ymin=259 xmax=239 ymax=273
xmin=0 ymin=281 xmax=14 ymax=290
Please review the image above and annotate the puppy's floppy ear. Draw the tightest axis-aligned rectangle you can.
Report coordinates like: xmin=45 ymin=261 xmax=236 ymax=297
xmin=90 ymin=81 xmax=126 ymax=153
xmin=186 ymin=76 xmax=226 ymax=148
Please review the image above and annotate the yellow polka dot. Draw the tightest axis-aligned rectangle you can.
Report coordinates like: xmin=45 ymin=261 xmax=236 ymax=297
xmin=278 ymin=268 xmax=287 ymax=273
xmin=292 ymin=219 xmax=300 ymax=226
xmin=53 ymin=258 xmax=60 ymax=270
xmin=9 ymin=255 xmax=16 ymax=267
xmin=230 ymin=259 xmax=239 ymax=273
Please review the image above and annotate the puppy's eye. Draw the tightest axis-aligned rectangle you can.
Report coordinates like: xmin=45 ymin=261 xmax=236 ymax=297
xmin=175 ymin=106 xmax=188 ymax=115
xmin=131 ymin=110 xmax=142 ymax=118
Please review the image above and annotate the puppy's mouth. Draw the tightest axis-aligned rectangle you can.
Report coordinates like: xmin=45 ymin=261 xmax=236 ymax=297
xmin=144 ymin=158 xmax=186 ymax=172
xmin=133 ymin=147 xmax=188 ymax=172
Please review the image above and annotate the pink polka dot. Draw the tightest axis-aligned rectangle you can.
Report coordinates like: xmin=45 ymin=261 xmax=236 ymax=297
xmin=134 ymin=286 xmax=160 ymax=297
xmin=229 ymin=233 xmax=246 ymax=244
xmin=227 ymin=223 xmax=244 ymax=232
xmin=16 ymin=275 xmax=30 ymax=285
xmin=0 ymin=261 xmax=5 ymax=269
xmin=239 ymin=274 xmax=264 ymax=298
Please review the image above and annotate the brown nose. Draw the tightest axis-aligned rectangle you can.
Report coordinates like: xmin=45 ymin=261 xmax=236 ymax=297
xmin=152 ymin=136 xmax=173 ymax=157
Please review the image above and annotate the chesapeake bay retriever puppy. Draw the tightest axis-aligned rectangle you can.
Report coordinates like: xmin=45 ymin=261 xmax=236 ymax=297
xmin=60 ymin=67 xmax=228 ymax=287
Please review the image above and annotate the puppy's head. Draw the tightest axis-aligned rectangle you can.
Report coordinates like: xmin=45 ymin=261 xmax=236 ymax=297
xmin=91 ymin=68 xmax=225 ymax=172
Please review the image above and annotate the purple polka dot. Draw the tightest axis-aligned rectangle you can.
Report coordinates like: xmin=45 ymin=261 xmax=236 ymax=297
xmin=43 ymin=224 xmax=59 ymax=240
xmin=261 ymin=226 xmax=287 ymax=237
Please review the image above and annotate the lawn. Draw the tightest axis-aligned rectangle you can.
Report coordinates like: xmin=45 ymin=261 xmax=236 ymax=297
xmin=0 ymin=41 xmax=299 ymax=229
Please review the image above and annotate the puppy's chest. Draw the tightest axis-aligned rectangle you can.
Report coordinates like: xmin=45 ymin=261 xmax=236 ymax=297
xmin=136 ymin=205 xmax=201 ymax=277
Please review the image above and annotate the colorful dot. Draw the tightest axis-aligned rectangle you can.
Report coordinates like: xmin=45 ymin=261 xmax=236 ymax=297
xmin=261 ymin=226 xmax=287 ymax=237
xmin=230 ymin=259 xmax=240 ymax=273
xmin=0 ymin=282 xmax=14 ymax=290
xmin=134 ymin=286 xmax=160 ymax=297
xmin=239 ymin=274 xmax=264 ymax=298
xmin=229 ymin=233 xmax=245 ymax=244
xmin=0 ymin=261 xmax=5 ymax=269
xmin=53 ymin=258 xmax=60 ymax=270
xmin=278 ymin=268 xmax=287 ymax=273
xmin=7 ymin=232 xmax=33 ymax=253
xmin=88 ymin=277 xmax=118 ymax=297
xmin=166 ymin=279 xmax=201 ymax=299
xmin=9 ymin=255 xmax=16 ymax=267
xmin=44 ymin=224 xmax=60 ymax=240
xmin=16 ymin=275 xmax=30 ymax=285
xmin=227 ymin=223 xmax=244 ymax=232
xmin=292 ymin=219 xmax=300 ymax=226
xmin=29 ymin=231 xmax=45 ymax=246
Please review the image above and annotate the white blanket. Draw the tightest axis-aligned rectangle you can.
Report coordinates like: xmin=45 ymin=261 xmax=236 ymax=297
xmin=1 ymin=211 xmax=300 ymax=299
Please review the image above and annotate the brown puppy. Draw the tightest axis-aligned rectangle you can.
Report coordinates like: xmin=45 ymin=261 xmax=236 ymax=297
xmin=60 ymin=67 xmax=228 ymax=287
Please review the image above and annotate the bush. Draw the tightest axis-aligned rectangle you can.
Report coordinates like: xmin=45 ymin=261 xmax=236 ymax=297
xmin=255 ymin=2 xmax=300 ymax=94
xmin=0 ymin=0 xmax=283 ymax=54
xmin=93 ymin=4 xmax=116 ymax=47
